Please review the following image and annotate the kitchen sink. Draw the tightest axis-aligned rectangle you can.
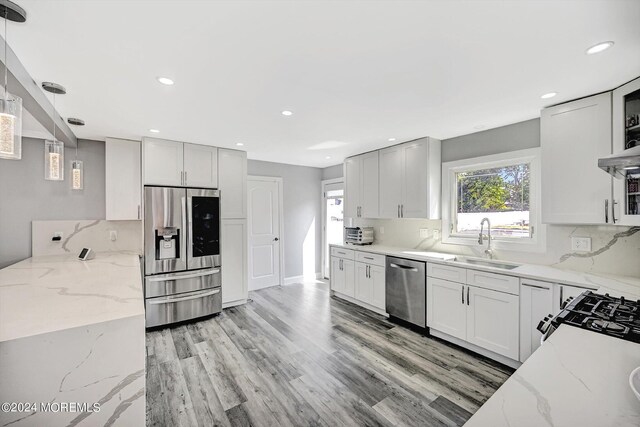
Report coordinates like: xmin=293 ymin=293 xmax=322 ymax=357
xmin=455 ymin=257 xmax=521 ymax=270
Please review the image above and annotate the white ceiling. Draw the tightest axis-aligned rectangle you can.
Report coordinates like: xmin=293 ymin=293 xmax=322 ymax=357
xmin=8 ymin=0 xmax=640 ymax=167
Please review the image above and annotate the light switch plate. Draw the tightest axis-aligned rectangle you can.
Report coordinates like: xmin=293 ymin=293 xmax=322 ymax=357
xmin=53 ymin=231 xmax=63 ymax=242
xmin=571 ymin=236 xmax=591 ymax=252
xmin=109 ymin=230 xmax=118 ymax=241
xmin=419 ymin=228 xmax=430 ymax=238
xmin=433 ymin=230 xmax=440 ymax=240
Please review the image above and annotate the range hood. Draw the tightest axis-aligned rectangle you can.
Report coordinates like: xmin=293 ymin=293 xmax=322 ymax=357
xmin=598 ymin=145 xmax=640 ymax=178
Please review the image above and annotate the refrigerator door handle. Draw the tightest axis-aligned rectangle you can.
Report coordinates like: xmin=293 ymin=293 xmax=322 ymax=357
xmin=147 ymin=268 xmax=220 ymax=282
xmin=181 ymin=196 xmax=188 ymax=264
xmin=148 ymin=288 xmax=220 ymax=305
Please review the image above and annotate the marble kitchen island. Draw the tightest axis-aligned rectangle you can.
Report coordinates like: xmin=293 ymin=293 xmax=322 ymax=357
xmin=0 ymin=252 xmax=145 ymax=427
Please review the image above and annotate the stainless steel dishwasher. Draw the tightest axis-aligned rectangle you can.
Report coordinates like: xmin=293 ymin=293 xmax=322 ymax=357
xmin=385 ymin=256 xmax=426 ymax=328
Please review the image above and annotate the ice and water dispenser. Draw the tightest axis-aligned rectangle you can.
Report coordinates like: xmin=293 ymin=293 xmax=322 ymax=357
xmin=155 ymin=227 xmax=180 ymax=260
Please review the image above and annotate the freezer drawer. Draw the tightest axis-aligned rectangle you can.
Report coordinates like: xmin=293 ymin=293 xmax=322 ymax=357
xmin=145 ymin=268 xmax=221 ymax=298
xmin=145 ymin=287 xmax=221 ymax=328
xmin=386 ymin=257 xmax=426 ymax=328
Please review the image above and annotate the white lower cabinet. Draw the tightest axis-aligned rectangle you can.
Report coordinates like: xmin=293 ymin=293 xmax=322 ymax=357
xmin=221 ymin=219 xmax=247 ymax=306
xmin=466 ymin=286 xmax=519 ymax=360
xmin=355 ymin=262 xmax=385 ymax=310
xmin=427 ymin=277 xmax=466 ymax=340
xmin=520 ymin=279 xmax=554 ymax=362
xmin=330 ymin=255 xmax=355 ymax=298
xmin=427 ymin=265 xmax=520 ymax=362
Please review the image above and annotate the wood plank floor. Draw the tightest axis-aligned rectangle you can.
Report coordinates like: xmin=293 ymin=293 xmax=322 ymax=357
xmin=145 ymin=281 xmax=514 ymax=426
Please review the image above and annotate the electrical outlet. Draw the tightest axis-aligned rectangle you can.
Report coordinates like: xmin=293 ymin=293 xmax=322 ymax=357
xmin=419 ymin=228 xmax=430 ymax=238
xmin=379 ymin=227 xmax=384 ymax=235
xmin=433 ymin=230 xmax=440 ymax=240
xmin=53 ymin=231 xmax=63 ymax=242
xmin=109 ymin=230 xmax=118 ymax=241
xmin=571 ymin=237 xmax=591 ymax=252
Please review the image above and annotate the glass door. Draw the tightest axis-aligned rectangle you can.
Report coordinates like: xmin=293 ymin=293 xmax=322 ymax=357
xmin=187 ymin=188 xmax=221 ymax=269
xmin=613 ymin=77 xmax=640 ymax=225
xmin=322 ymin=181 xmax=344 ymax=278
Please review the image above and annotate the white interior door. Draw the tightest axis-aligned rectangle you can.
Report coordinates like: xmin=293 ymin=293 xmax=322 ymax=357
xmin=248 ymin=177 xmax=281 ymax=290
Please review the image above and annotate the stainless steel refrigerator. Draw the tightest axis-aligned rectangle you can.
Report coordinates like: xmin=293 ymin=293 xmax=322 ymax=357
xmin=143 ymin=186 xmax=221 ymax=328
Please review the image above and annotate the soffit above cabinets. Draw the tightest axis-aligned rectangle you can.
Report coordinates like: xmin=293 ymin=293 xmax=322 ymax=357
xmin=7 ymin=0 xmax=640 ymax=166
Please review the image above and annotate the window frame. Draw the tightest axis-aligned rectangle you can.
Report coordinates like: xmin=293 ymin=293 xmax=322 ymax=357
xmin=441 ymin=148 xmax=546 ymax=252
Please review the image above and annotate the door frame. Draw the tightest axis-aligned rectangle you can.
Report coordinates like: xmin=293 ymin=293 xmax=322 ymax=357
xmin=247 ymin=175 xmax=285 ymax=287
xmin=321 ymin=177 xmax=344 ymax=279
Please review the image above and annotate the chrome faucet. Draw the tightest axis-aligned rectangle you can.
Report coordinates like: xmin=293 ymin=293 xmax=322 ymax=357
xmin=478 ymin=218 xmax=493 ymax=259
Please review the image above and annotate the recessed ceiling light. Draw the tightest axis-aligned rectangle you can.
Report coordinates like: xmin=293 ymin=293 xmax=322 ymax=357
xmin=325 ymin=156 xmax=332 ymax=159
xmin=281 ymin=110 xmax=293 ymax=116
xmin=541 ymin=92 xmax=557 ymax=99
xmin=149 ymin=129 xmax=160 ymax=133
xmin=236 ymin=142 xmax=244 ymax=146
xmin=586 ymin=41 xmax=614 ymax=55
xmin=388 ymin=138 xmax=396 ymax=142
xmin=156 ymin=77 xmax=174 ymax=85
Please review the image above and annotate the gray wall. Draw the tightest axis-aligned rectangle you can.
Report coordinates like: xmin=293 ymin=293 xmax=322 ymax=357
xmin=0 ymin=138 xmax=105 ymax=268
xmin=322 ymin=164 xmax=343 ymax=180
xmin=248 ymin=160 xmax=323 ymax=278
xmin=441 ymin=118 xmax=540 ymax=162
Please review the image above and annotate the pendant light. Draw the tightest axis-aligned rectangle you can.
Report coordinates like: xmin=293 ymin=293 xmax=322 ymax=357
xmin=68 ymin=118 xmax=85 ymax=190
xmin=42 ymin=81 xmax=66 ymax=181
xmin=0 ymin=1 xmax=26 ymax=160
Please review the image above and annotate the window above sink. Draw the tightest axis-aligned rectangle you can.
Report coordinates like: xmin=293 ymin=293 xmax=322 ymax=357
xmin=442 ymin=148 xmax=546 ymax=253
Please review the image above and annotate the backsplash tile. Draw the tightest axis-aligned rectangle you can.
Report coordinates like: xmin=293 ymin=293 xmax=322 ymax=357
xmin=354 ymin=218 xmax=640 ymax=278
xmin=32 ymin=220 xmax=142 ymax=256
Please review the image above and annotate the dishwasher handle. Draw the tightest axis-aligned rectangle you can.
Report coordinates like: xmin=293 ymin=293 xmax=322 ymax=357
xmin=389 ymin=263 xmax=419 ymax=272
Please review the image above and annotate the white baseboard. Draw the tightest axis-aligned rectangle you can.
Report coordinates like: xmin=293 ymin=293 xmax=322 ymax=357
xmin=222 ymin=298 xmax=247 ymax=309
xmin=430 ymin=329 xmax=521 ymax=369
xmin=283 ymin=273 xmax=323 ymax=285
xmin=249 ymin=282 xmax=279 ymax=291
xmin=331 ymin=290 xmax=388 ymax=317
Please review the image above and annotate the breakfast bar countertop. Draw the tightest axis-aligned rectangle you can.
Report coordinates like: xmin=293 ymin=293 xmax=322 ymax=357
xmin=0 ymin=252 xmax=144 ymax=343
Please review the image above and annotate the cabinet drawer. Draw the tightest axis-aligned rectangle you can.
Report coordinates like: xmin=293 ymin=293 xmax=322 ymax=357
xmin=331 ymin=247 xmax=355 ymax=260
xmin=356 ymin=251 xmax=385 ymax=267
xmin=466 ymin=269 xmax=519 ymax=295
xmin=427 ymin=263 xmax=466 ymax=283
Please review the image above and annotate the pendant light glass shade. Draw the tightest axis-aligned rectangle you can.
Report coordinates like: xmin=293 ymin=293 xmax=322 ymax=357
xmin=0 ymin=81 xmax=21 ymax=160
xmin=45 ymin=140 xmax=64 ymax=181
xmin=71 ymin=160 xmax=83 ymax=190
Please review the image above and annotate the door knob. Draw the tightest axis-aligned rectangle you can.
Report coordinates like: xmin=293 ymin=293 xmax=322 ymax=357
xmin=274 ymin=237 xmax=279 ymax=241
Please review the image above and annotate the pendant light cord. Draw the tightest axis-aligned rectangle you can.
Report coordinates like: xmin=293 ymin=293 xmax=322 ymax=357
xmin=4 ymin=8 xmax=8 ymax=96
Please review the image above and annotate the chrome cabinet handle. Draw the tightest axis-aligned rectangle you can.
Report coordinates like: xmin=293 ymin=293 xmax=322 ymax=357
xmin=185 ymin=171 xmax=188 ymax=186
xmin=604 ymin=199 xmax=609 ymax=223
xmin=612 ymin=199 xmax=618 ymax=224
xmin=397 ymin=204 xmax=400 ymax=218
xmin=389 ymin=263 xmax=418 ymax=272
xmin=180 ymin=171 xmax=184 ymax=186
xmin=559 ymin=287 xmax=564 ymax=308
xmin=467 ymin=286 xmax=470 ymax=305
xmin=461 ymin=285 xmax=464 ymax=304
xmin=148 ymin=288 xmax=220 ymax=305
xmin=401 ymin=204 xmax=404 ymax=218
xmin=363 ymin=256 xmax=374 ymax=260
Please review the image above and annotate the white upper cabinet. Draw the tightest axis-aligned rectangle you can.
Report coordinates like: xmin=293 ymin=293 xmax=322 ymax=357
xmin=218 ymin=148 xmax=247 ymax=219
xmin=143 ymin=138 xmax=184 ymax=186
xmin=379 ymin=138 xmax=441 ymax=219
xmin=541 ymin=93 xmax=613 ymax=224
xmin=105 ymin=138 xmax=141 ymax=220
xmin=379 ymin=145 xmax=403 ymax=218
xmin=344 ymin=151 xmax=379 ymax=219
xmin=344 ymin=156 xmax=361 ymax=219
xmin=143 ymin=138 xmax=219 ymax=188
xmin=612 ymin=77 xmax=640 ymax=226
xmin=184 ymin=143 xmax=218 ymax=188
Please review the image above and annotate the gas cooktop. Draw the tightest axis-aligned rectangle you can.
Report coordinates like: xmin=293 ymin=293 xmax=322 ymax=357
xmin=541 ymin=291 xmax=640 ymax=343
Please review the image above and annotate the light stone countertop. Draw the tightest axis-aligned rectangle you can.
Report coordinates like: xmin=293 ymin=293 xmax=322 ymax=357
xmin=330 ymin=243 xmax=640 ymax=298
xmin=464 ymin=325 xmax=640 ymax=427
xmin=0 ymin=252 xmax=144 ymax=343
